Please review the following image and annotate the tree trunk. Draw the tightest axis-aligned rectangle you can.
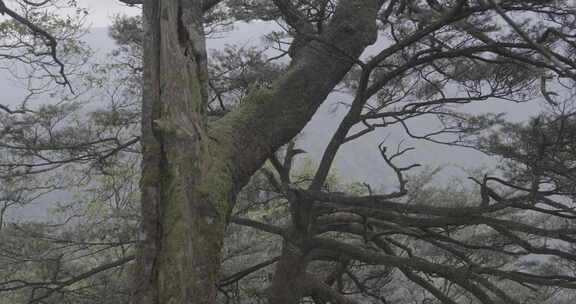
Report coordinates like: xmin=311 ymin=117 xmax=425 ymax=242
xmin=131 ymin=1 xmax=226 ymax=303
xmin=267 ymin=236 xmax=309 ymax=304
xmin=130 ymin=1 xmax=384 ymax=303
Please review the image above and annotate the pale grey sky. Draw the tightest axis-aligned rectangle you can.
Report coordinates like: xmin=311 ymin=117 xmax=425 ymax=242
xmin=1 ymin=0 xmax=542 ymax=188
xmin=77 ymin=0 xmax=140 ymax=27
xmin=2 ymin=0 xmax=546 ymax=221
xmin=0 ymin=1 xmax=139 ymax=28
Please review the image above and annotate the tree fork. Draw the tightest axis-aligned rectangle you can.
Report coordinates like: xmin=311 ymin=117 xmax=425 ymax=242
xmin=132 ymin=1 xmax=385 ymax=303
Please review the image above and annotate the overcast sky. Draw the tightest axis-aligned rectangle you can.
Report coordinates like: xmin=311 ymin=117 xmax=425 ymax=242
xmin=2 ymin=0 xmax=545 ymax=221
xmin=2 ymin=0 xmax=537 ymax=180
xmin=77 ymin=0 xmax=140 ymax=28
xmin=2 ymin=0 xmax=544 ymax=186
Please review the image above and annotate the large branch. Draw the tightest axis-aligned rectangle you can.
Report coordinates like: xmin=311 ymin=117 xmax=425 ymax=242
xmin=209 ymin=0 xmax=386 ymax=189
xmin=218 ymin=256 xmax=281 ymax=287
xmin=117 ymin=0 xmax=141 ymax=4
xmin=230 ymin=216 xmax=287 ymax=237
xmin=311 ymin=237 xmax=576 ymax=301
xmin=297 ymin=188 xmax=508 ymax=217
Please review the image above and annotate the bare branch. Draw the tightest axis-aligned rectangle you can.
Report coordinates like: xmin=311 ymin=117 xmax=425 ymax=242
xmin=0 ymin=0 xmax=74 ymax=93
xmin=218 ymin=256 xmax=281 ymax=287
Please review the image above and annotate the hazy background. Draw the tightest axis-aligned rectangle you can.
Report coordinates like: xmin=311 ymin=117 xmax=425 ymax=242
xmin=1 ymin=1 xmax=546 ymax=220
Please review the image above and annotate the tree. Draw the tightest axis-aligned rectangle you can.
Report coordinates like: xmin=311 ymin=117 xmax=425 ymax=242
xmin=2 ymin=1 xmax=576 ymax=304
xmin=134 ymin=1 xmax=385 ymax=303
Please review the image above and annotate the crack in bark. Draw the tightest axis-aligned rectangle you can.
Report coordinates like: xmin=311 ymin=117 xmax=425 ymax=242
xmin=176 ymin=5 xmax=189 ymax=51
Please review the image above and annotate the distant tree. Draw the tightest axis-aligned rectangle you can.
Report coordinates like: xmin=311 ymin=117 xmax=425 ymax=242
xmin=1 ymin=1 xmax=576 ymax=304
xmin=476 ymin=110 xmax=576 ymax=200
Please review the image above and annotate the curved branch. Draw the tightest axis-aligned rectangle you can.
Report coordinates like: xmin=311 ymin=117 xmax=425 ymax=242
xmin=218 ymin=256 xmax=281 ymax=287
xmin=25 ymin=255 xmax=135 ymax=303
xmin=230 ymin=216 xmax=287 ymax=237
xmin=209 ymin=0 xmax=386 ymax=194
xmin=0 ymin=0 xmax=73 ymax=93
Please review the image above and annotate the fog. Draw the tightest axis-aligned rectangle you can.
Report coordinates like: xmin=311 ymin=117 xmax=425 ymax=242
xmin=2 ymin=20 xmax=545 ymax=221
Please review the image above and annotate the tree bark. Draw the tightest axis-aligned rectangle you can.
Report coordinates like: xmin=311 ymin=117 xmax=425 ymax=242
xmin=210 ymin=0 xmax=386 ymax=188
xmin=131 ymin=1 xmax=385 ymax=303
xmin=132 ymin=1 xmax=223 ymax=303
xmin=266 ymin=238 xmax=309 ymax=304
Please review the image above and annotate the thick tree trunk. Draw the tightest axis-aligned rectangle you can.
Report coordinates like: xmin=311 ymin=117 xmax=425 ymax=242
xmin=131 ymin=1 xmax=226 ymax=304
xmin=130 ymin=1 xmax=385 ymax=303
xmin=267 ymin=235 xmax=309 ymax=304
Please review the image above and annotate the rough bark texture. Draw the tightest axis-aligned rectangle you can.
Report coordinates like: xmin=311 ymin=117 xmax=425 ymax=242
xmin=266 ymin=239 xmax=309 ymax=303
xmin=210 ymin=0 xmax=386 ymax=189
xmin=131 ymin=1 xmax=385 ymax=303
xmin=132 ymin=1 xmax=224 ymax=304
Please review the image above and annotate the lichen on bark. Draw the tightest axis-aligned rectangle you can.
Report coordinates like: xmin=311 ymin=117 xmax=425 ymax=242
xmin=133 ymin=1 xmax=385 ymax=304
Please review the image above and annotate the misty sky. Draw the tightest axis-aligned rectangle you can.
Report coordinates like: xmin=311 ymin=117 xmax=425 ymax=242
xmin=71 ymin=0 xmax=537 ymax=185
xmin=3 ymin=0 xmax=543 ymax=182
xmin=77 ymin=0 xmax=140 ymax=27
xmin=2 ymin=0 xmax=548 ymax=220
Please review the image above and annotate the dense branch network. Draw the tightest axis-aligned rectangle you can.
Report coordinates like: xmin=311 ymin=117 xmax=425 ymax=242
xmin=0 ymin=0 xmax=73 ymax=92
xmin=1 ymin=1 xmax=576 ymax=304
